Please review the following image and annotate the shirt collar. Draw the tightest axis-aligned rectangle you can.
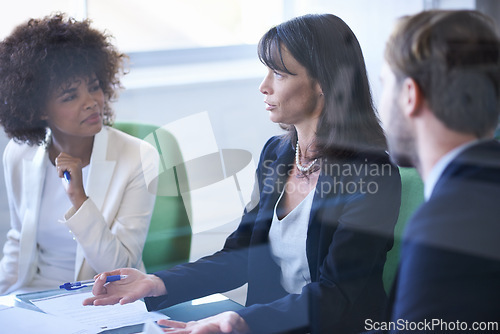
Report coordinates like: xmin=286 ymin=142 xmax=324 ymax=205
xmin=424 ymin=140 xmax=480 ymax=200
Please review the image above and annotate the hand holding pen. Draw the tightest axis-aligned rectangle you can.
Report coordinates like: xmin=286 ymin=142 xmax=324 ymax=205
xmin=55 ymin=152 xmax=88 ymax=210
xmin=60 ymin=275 xmax=128 ymax=290
xmin=82 ymin=268 xmax=167 ymax=306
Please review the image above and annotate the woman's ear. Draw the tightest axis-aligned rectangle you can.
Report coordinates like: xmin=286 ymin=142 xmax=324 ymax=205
xmin=315 ymin=82 xmax=324 ymax=97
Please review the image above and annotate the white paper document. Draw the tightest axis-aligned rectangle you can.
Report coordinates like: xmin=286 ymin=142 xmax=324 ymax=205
xmin=0 ymin=305 xmax=92 ymax=334
xmin=31 ymin=291 xmax=168 ymax=333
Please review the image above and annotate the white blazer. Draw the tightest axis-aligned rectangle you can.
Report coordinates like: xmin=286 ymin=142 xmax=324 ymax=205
xmin=0 ymin=126 xmax=159 ymax=294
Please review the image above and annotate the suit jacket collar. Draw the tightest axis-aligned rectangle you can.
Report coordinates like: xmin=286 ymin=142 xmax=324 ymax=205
xmin=432 ymin=139 xmax=500 ymax=198
xmin=252 ymin=140 xmax=294 ymax=244
xmin=74 ymin=127 xmax=116 ymax=278
xmin=17 ymin=144 xmax=50 ymax=286
xmin=257 ymin=137 xmax=337 ymax=231
xmin=254 ymin=138 xmax=331 ymax=278
xmin=22 ymin=127 xmax=117 ymax=211
xmin=85 ymin=127 xmax=116 ymax=211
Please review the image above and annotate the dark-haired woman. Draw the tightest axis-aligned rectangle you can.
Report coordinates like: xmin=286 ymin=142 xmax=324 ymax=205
xmin=84 ymin=14 xmax=401 ymax=333
xmin=0 ymin=14 xmax=158 ymax=295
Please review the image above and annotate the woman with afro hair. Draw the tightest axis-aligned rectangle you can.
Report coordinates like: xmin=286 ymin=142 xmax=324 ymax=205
xmin=0 ymin=13 xmax=159 ymax=295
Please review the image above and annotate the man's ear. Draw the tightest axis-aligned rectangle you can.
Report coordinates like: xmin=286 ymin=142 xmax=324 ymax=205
xmin=400 ymin=77 xmax=424 ymax=118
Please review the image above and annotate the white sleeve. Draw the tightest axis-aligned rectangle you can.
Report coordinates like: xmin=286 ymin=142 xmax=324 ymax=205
xmin=63 ymin=142 xmax=159 ymax=273
xmin=0 ymin=141 xmax=23 ymax=294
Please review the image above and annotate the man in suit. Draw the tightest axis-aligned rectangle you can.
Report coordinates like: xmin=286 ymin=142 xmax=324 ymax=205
xmin=376 ymin=10 xmax=500 ymax=332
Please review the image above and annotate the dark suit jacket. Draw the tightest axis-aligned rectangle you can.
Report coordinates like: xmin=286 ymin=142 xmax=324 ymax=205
xmin=146 ymin=136 xmax=401 ymax=333
xmin=388 ymin=140 xmax=500 ymax=333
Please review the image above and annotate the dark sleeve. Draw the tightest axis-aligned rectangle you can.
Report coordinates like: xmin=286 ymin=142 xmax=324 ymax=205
xmin=145 ymin=204 xmax=257 ymax=310
xmin=237 ymin=163 xmax=402 ymax=333
xmin=390 ymin=242 xmax=500 ymax=333
xmin=145 ymin=136 xmax=281 ymax=311
xmin=390 ymin=191 xmax=500 ymax=333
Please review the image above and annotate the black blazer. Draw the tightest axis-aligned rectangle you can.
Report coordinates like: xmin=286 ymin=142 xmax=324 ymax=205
xmin=146 ymin=136 xmax=401 ymax=333
xmin=388 ymin=140 xmax=500 ymax=333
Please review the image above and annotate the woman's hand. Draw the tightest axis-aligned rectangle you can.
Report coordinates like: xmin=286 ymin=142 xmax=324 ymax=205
xmin=55 ymin=152 xmax=87 ymax=210
xmin=82 ymin=268 xmax=167 ymax=306
xmin=157 ymin=312 xmax=250 ymax=334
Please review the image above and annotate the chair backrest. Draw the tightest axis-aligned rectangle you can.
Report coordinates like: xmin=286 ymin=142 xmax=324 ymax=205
xmin=113 ymin=121 xmax=192 ymax=273
xmin=383 ymin=167 xmax=424 ymax=292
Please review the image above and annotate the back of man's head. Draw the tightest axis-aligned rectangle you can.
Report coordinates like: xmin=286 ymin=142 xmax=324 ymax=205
xmin=385 ymin=10 xmax=500 ymax=138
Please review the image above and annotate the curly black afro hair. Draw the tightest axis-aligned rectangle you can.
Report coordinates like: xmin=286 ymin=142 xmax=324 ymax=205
xmin=0 ymin=13 xmax=127 ymax=145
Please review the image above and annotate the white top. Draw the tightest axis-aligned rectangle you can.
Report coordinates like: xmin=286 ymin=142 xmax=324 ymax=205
xmin=269 ymin=188 xmax=314 ymax=294
xmin=424 ymin=140 xmax=479 ymax=200
xmin=0 ymin=127 xmax=159 ymax=295
xmin=28 ymin=164 xmax=90 ymax=290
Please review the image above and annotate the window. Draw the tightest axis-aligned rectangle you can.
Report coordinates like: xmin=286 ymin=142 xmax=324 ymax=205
xmin=0 ymin=0 xmax=80 ymax=39
xmin=87 ymin=0 xmax=284 ymax=52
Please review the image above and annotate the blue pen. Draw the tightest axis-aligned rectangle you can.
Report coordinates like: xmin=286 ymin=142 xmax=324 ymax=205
xmin=63 ymin=170 xmax=71 ymax=183
xmin=59 ymin=275 xmax=127 ymax=290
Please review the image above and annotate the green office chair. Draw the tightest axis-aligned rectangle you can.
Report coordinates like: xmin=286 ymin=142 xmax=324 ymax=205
xmin=383 ymin=167 xmax=424 ymax=293
xmin=113 ymin=121 xmax=192 ymax=273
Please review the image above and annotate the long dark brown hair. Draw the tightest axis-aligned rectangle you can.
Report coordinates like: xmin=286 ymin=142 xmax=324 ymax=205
xmin=258 ymin=14 xmax=387 ymax=158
